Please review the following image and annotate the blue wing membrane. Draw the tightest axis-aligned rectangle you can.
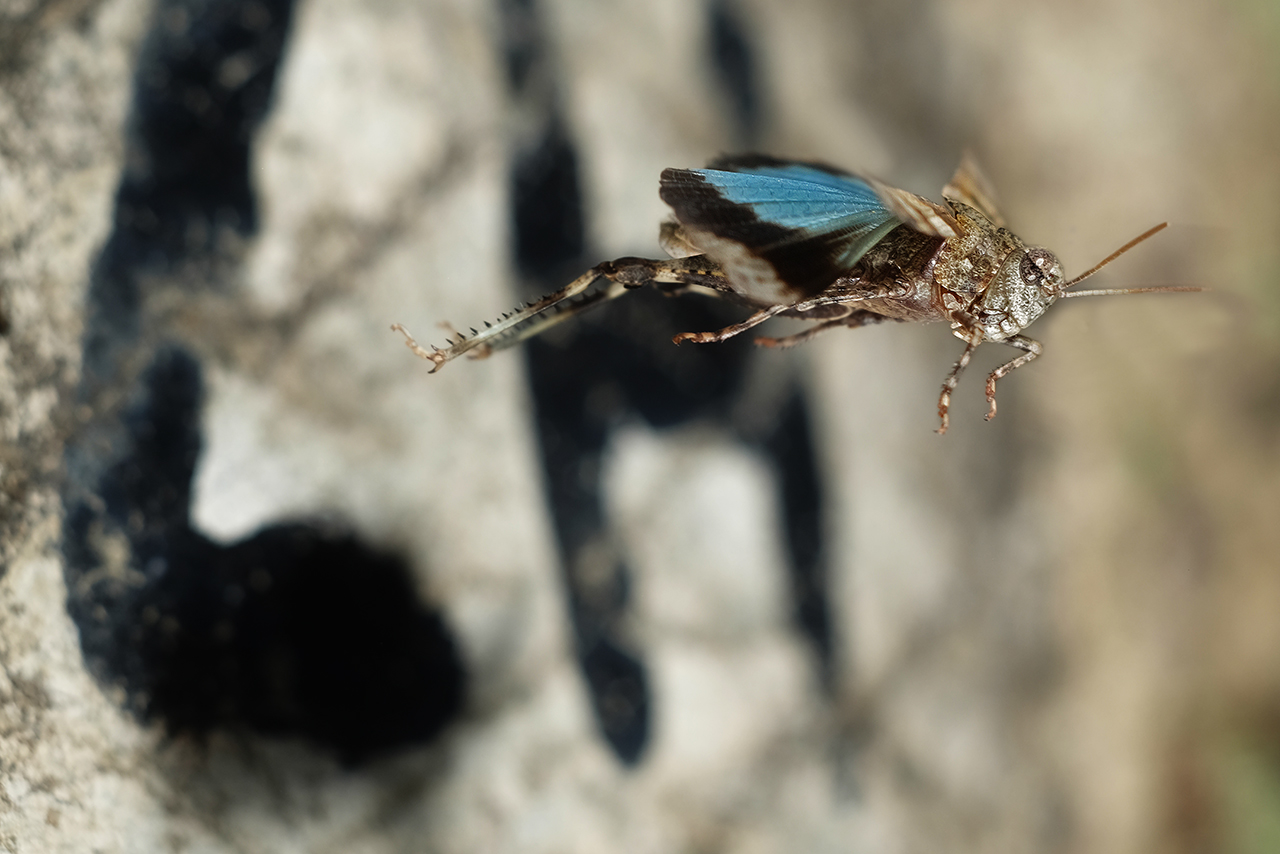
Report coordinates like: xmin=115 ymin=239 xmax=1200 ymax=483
xmin=659 ymin=156 xmax=904 ymax=301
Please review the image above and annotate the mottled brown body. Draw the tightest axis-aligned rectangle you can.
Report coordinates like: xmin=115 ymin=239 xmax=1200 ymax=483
xmin=393 ymin=155 xmax=1192 ymax=432
xmin=838 ymin=225 xmax=945 ymax=323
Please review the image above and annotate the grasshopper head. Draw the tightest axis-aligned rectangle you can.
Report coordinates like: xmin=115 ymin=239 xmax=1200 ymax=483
xmin=976 ymin=246 xmax=1066 ymax=341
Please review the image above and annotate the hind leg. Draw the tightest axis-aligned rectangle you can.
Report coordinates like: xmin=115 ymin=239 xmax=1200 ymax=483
xmin=393 ymin=255 xmax=728 ymax=372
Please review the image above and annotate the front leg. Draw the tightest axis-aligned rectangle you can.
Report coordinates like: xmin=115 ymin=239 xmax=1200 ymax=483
xmin=984 ymin=334 xmax=1043 ymax=421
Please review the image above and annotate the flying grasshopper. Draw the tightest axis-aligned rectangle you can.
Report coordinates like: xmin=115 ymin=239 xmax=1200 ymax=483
xmin=392 ymin=154 xmax=1196 ymax=433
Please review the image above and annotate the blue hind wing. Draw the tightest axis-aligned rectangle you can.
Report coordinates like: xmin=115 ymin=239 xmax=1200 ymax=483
xmin=659 ymin=157 xmax=904 ymax=301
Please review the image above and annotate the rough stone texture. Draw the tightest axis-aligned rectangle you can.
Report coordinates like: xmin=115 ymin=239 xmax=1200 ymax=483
xmin=1 ymin=1 xmax=1279 ymax=853
xmin=0 ymin=1 xmax=160 ymax=851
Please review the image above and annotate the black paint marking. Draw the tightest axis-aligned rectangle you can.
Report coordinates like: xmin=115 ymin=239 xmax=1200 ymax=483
xmin=754 ymin=388 xmax=833 ymax=683
xmin=62 ymin=0 xmax=465 ymax=765
xmin=509 ymin=114 xmax=653 ymax=764
xmin=512 ymin=116 xmax=585 ymax=280
xmin=64 ymin=348 xmax=465 ymax=764
xmin=84 ymin=0 xmax=297 ymax=384
xmin=501 ymin=0 xmax=839 ymax=764
xmin=498 ymin=0 xmax=540 ymax=94
xmin=708 ymin=0 xmax=761 ymax=143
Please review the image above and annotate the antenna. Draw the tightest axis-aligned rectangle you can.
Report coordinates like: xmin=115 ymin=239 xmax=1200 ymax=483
xmin=1061 ymin=285 xmax=1202 ymax=299
xmin=1064 ymin=222 xmax=1168 ymax=288
xmin=1059 ymin=221 xmax=1201 ymax=299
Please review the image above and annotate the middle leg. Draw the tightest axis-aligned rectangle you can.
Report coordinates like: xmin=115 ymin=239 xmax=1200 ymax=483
xmin=673 ymin=283 xmax=909 ymax=348
xmin=754 ymin=309 xmax=894 ymax=349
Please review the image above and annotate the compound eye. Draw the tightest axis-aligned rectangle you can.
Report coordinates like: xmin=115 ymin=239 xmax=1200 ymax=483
xmin=1019 ymin=248 xmax=1062 ymax=293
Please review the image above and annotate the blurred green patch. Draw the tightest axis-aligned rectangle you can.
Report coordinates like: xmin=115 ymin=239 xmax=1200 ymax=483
xmin=1123 ymin=415 xmax=1184 ymax=500
xmin=1214 ymin=733 xmax=1280 ymax=854
xmin=1236 ymin=0 xmax=1280 ymax=65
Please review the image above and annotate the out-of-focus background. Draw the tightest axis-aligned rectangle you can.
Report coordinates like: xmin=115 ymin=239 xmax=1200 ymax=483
xmin=1 ymin=0 xmax=1277 ymax=852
